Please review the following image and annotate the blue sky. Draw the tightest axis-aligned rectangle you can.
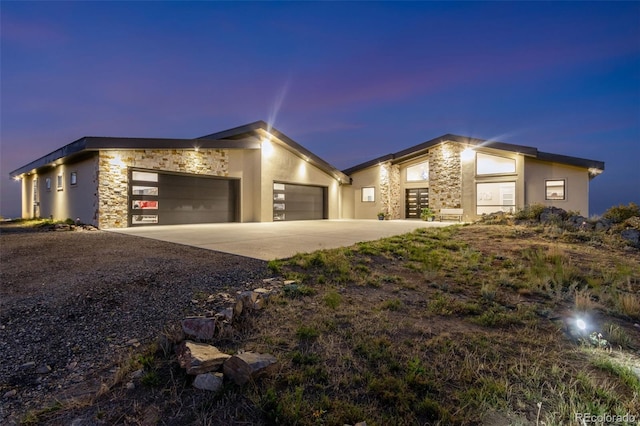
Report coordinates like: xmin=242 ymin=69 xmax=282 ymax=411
xmin=1 ymin=1 xmax=639 ymax=218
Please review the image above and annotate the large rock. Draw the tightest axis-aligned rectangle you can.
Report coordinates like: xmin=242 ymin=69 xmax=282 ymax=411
xmin=621 ymin=229 xmax=640 ymax=247
xmin=182 ymin=316 xmax=217 ymax=340
xmin=176 ymin=341 xmax=230 ymax=375
xmin=223 ymin=352 xmax=277 ymax=385
xmin=193 ymin=372 xmax=224 ymax=392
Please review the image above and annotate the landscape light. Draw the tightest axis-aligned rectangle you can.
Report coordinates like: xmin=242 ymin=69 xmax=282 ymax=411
xmin=576 ymin=318 xmax=586 ymax=331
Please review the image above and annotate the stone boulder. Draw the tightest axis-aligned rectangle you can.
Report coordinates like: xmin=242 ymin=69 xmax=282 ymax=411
xmin=193 ymin=372 xmax=224 ymax=392
xmin=176 ymin=341 xmax=230 ymax=375
xmin=621 ymin=229 xmax=640 ymax=247
xmin=182 ymin=316 xmax=217 ymax=340
xmin=223 ymin=352 xmax=278 ymax=385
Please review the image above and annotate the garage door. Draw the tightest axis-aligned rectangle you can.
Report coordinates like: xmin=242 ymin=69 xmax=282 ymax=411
xmin=273 ymin=182 xmax=327 ymax=221
xmin=129 ymin=170 xmax=238 ymax=226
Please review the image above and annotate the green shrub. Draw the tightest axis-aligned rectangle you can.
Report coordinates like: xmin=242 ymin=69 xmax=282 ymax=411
xmin=602 ymin=202 xmax=640 ymax=223
xmin=515 ymin=203 xmax=545 ymax=221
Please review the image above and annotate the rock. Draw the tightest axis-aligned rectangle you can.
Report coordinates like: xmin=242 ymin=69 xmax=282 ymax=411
xmin=595 ymin=219 xmax=612 ymax=232
xmin=176 ymin=341 xmax=231 ymax=375
xmin=3 ymin=389 xmax=17 ymax=398
xmin=218 ymin=307 xmax=234 ymax=322
xmin=130 ymin=369 xmax=144 ymax=379
xmin=223 ymin=352 xmax=277 ymax=385
xmin=182 ymin=316 xmax=217 ymax=340
xmin=621 ymin=229 xmax=640 ymax=246
xmin=20 ymin=361 xmax=35 ymax=370
xmin=126 ymin=381 xmax=135 ymax=390
xmin=126 ymin=338 xmax=140 ymax=347
xmin=36 ymin=364 xmax=52 ymax=374
xmin=193 ymin=372 xmax=224 ymax=392
xmin=540 ymin=207 xmax=566 ymax=224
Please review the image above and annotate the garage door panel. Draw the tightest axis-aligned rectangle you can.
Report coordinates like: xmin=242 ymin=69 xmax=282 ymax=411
xmin=130 ymin=170 xmax=238 ymax=226
xmin=273 ymin=183 xmax=326 ymax=221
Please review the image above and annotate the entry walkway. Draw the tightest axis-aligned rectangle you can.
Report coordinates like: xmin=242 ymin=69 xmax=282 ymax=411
xmin=109 ymin=219 xmax=454 ymax=260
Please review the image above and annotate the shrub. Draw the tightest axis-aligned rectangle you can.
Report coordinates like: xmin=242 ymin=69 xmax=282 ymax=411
xmin=515 ymin=203 xmax=545 ymax=221
xmin=602 ymin=202 xmax=640 ymax=224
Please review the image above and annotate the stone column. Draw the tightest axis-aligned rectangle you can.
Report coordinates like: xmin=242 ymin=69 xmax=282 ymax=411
xmin=428 ymin=142 xmax=462 ymax=212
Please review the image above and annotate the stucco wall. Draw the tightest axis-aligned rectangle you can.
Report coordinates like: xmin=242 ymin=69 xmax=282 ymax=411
xmin=524 ymin=158 xmax=590 ymax=216
xmin=349 ymin=166 xmax=382 ymax=220
xmin=259 ymin=141 xmax=341 ymax=221
xmin=19 ymin=156 xmax=99 ymax=224
xmin=98 ymin=149 xmax=228 ymax=228
xmin=227 ymin=149 xmax=261 ymax=222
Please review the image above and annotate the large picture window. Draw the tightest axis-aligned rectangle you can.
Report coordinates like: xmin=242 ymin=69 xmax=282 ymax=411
xmin=476 ymin=153 xmax=516 ymax=175
xmin=476 ymin=182 xmax=515 ymax=215
xmin=362 ymin=187 xmax=375 ymax=202
xmin=406 ymin=161 xmax=429 ymax=181
xmin=545 ymin=179 xmax=566 ymax=200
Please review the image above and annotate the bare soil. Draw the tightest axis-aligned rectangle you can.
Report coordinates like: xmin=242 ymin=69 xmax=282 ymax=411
xmin=0 ymin=224 xmax=268 ymax=425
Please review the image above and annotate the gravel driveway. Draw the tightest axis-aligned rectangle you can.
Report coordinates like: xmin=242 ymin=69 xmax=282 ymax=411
xmin=0 ymin=225 xmax=268 ymax=424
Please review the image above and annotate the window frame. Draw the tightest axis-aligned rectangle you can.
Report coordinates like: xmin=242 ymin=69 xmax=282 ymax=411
xmin=70 ymin=171 xmax=78 ymax=186
xmin=405 ymin=161 xmax=429 ymax=182
xmin=56 ymin=174 xmax=64 ymax=191
xmin=545 ymin=179 xmax=566 ymax=201
xmin=45 ymin=177 xmax=52 ymax=191
xmin=476 ymin=152 xmax=516 ymax=176
xmin=361 ymin=187 xmax=375 ymax=202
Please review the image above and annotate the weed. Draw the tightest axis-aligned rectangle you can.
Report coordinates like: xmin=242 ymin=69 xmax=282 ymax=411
xmin=283 ymin=283 xmax=316 ymax=298
xmin=481 ymin=282 xmax=497 ymax=301
xmin=618 ymin=293 xmax=640 ymax=319
xmin=574 ymin=288 xmax=596 ymax=312
xmin=381 ymin=298 xmax=402 ymax=311
xmin=296 ymin=325 xmax=320 ymax=341
xmin=324 ymin=290 xmax=342 ymax=309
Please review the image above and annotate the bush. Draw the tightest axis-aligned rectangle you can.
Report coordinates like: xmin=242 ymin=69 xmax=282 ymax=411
xmin=515 ymin=204 xmax=545 ymax=221
xmin=602 ymin=202 xmax=640 ymax=224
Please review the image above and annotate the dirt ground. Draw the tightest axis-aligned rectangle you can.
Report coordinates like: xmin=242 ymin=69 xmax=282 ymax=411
xmin=0 ymin=224 xmax=268 ymax=425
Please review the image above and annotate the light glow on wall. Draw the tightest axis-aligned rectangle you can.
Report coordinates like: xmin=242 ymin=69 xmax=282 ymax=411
xmin=109 ymin=154 xmax=125 ymax=169
xmin=262 ymin=139 xmax=274 ymax=157
xmin=460 ymin=147 xmax=475 ymax=162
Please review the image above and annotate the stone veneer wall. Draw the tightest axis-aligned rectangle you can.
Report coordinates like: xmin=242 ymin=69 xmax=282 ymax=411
xmin=428 ymin=142 xmax=462 ymax=212
xmin=98 ymin=149 xmax=228 ymax=228
xmin=379 ymin=162 xmax=401 ymax=219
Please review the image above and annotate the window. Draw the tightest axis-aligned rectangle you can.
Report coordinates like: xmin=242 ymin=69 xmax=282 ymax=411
xmin=476 ymin=182 xmax=515 ymax=215
xmin=476 ymin=153 xmax=516 ymax=175
xmin=362 ymin=187 xmax=375 ymax=202
xmin=70 ymin=172 xmax=77 ymax=186
xmin=545 ymin=179 xmax=566 ymax=200
xmin=406 ymin=161 xmax=429 ymax=181
xmin=57 ymin=174 xmax=63 ymax=190
xmin=132 ymin=186 xmax=159 ymax=196
xmin=45 ymin=178 xmax=51 ymax=191
xmin=131 ymin=171 xmax=158 ymax=182
xmin=132 ymin=200 xmax=158 ymax=209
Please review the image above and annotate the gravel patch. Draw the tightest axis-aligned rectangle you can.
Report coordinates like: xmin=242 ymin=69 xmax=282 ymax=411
xmin=0 ymin=225 xmax=267 ymax=424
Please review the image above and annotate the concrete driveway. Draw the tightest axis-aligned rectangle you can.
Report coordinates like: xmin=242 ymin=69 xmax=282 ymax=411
xmin=109 ymin=219 xmax=454 ymax=260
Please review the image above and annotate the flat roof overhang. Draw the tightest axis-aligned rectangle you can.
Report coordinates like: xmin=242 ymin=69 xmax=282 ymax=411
xmin=9 ymin=136 xmax=260 ymax=178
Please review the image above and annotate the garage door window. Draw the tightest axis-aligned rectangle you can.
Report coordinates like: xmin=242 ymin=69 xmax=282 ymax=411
xmin=132 ymin=171 xmax=158 ymax=182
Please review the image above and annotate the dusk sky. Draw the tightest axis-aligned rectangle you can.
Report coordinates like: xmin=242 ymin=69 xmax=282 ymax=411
xmin=1 ymin=1 xmax=639 ymax=218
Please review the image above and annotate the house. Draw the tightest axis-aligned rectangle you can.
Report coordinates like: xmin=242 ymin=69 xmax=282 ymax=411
xmin=341 ymin=133 xmax=605 ymax=222
xmin=9 ymin=121 xmax=604 ymax=227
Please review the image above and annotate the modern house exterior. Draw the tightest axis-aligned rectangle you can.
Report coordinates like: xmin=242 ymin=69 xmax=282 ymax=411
xmin=9 ymin=121 xmax=604 ymax=227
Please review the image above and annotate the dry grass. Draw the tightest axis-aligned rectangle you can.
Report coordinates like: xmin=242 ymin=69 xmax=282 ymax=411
xmin=16 ymin=223 xmax=640 ymax=425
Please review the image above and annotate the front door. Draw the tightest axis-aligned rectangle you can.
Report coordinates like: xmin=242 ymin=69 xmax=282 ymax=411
xmin=405 ymin=188 xmax=429 ymax=218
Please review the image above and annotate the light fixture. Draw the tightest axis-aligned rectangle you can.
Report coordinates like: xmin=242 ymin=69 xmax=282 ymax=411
xmin=576 ymin=318 xmax=586 ymax=331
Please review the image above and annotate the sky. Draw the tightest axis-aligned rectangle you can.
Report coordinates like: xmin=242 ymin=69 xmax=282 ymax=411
xmin=1 ymin=1 xmax=639 ymax=218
